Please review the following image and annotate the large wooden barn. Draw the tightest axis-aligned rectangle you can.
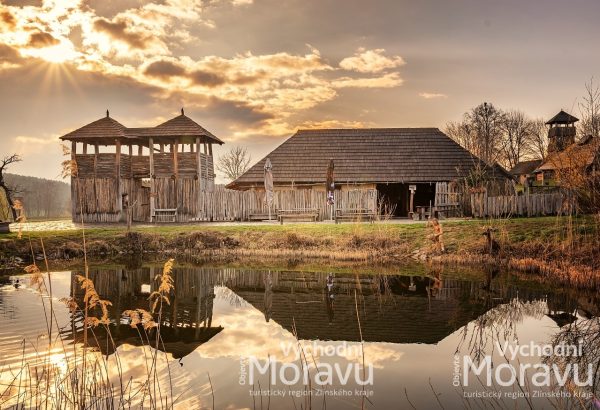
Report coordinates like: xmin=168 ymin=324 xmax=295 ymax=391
xmin=60 ymin=110 xmax=223 ymax=223
xmin=228 ymin=128 xmax=507 ymax=217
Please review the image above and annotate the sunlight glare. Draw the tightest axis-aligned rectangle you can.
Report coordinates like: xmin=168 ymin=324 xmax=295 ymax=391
xmin=22 ymin=42 xmax=79 ymax=64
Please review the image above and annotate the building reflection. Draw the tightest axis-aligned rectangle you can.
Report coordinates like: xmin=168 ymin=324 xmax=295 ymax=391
xmin=69 ymin=266 xmax=222 ymax=359
xmin=69 ymin=265 xmax=597 ymax=358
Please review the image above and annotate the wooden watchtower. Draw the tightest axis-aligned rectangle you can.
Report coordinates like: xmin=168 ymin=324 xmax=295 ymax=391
xmin=60 ymin=109 xmax=224 ymax=223
xmin=546 ymin=110 xmax=578 ymax=154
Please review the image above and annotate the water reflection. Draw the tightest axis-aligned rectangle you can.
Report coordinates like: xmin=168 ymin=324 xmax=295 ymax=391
xmin=1 ymin=264 xmax=598 ymax=409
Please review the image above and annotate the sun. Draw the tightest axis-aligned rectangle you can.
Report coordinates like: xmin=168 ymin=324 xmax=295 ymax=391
xmin=22 ymin=42 xmax=79 ymax=64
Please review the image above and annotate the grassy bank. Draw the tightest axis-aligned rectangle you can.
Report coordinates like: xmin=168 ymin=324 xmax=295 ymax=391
xmin=1 ymin=215 xmax=597 ymax=275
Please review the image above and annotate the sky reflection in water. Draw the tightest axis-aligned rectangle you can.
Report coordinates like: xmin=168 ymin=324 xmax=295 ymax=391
xmin=1 ymin=265 xmax=598 ymax=409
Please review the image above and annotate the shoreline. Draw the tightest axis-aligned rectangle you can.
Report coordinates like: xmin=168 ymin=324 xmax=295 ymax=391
xmin=1 ymin=216 xmax=598 ymax=289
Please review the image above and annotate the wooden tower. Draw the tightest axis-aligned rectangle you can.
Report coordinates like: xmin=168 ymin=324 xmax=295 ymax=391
xmin=546 ymin=110 xmax=578 ymax=154
xmin=60 ymin=109 xmax=224 ymax=223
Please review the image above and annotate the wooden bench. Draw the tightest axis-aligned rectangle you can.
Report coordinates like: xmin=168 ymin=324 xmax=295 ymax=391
xmin=334 ymin=208 xmax=376 ymax=224
xmin=248 ymin=211 xmax=275 ymax=221
xmin=152 ymin=208 xmax=177 ymax=223
xmin=277 ymin=208 xmax=319 ymax=224
xmin=0 ymin=221 xmax=10 ymax=234
xmin=434 ymin=203 xmax=460 ymax=219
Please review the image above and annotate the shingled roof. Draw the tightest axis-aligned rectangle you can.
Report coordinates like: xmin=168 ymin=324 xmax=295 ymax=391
xmin=536 ymin=136 xmax=599 ymax=172
xmin=60 ymin=111 xmax=223 ymax=144
xmin=228 ymin=128 xmax=506 ymax=189
xmin=152 ymin=113 xmax=224 ymax=144
xmin=546 ymin=110 xmax=579 ymax=125
xmin=60 ymin=115 xmax=128 ymax=141
xmin=510 ymin=159 xmax=542 ymax=175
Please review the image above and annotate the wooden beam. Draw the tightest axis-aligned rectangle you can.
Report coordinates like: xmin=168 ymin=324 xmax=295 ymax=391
xmin=203 ymin=143 xmax=209 ymax=191
xmin=71 ymin=141 xmax=76 ymax=220
xmin=128 ymin=145 xmax=133 ymax=178
xmin=196 ymin=137 xmax=202 ymax=192
xmin=173 ymin=141 xmax=179 ymax=177
xmin=116 ymin=139 xmax=122 ymax=220
xmin=94 ymin=143 xmax=99 ymax=178
xmin=149 ymin=137 xmax=155 ymax=222
xmin=173 ymin=140 xmax=179 ymax=211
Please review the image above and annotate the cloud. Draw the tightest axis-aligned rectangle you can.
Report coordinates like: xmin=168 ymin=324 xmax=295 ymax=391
xmin=339 ymin=48 xmax=405 ymax=73
xmin=27 ymin=31 xmax=60 ymax=48
xmin=93 ymin=17 xmax=153 ymax=49
xmin=419 ymin=92 xmax=448 ymax=99
xmin=188 ymin=69 xmax=227 ymax=87
xmin=143 ymin=59 xmax=186 ymax=79
xmin=14 ymin=135 xmax=56 ymax=145
xmin=0 ymin=0 xmax=407 ymax=142
xmin=333 ymin=72 xmax=403 ymax=88
xmin=297 ymin=119 xmax=373 ymax=130
xmin=0 ymin=43 xmax=21 ymax=61
xmin=0 ymin=9 xmax=17 ymax=30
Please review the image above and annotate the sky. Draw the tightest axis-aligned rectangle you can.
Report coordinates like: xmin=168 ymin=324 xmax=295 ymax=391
xmin=1 ymin=0 xmax=599 ymax=183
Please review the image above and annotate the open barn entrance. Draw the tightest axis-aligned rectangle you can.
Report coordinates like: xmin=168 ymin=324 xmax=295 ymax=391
xmin=376 ymin=183 xmax=436 ymax=218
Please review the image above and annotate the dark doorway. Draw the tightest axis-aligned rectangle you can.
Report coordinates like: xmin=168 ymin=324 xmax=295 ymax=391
xmin=376 ymin=183 xmax=436 ymax=217
xmin=376 ymin=183 xmax=408 ymax=217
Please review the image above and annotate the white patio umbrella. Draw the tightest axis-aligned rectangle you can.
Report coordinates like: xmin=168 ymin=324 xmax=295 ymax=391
xmin=264 ymin=158 xmax=274 ymax=220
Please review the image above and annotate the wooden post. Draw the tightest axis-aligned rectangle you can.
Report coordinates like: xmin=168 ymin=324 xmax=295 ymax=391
xmin=173 ymin=140 xmax=179 ymax=213
xmin=173 ymin=141 xmax=179 ymax=178
xmin=196 ymin=137 xmax=204 ymax=191
xmin=149 ymin=137 xmax=155 ymax=222
xmin=116 ymin=139 xmax=123 ymax=221
xmin=138 ymin=145 xmax=142 ymax=156
xmin=82 ymin=143 xmax=87 ymax=154
xmin=204 ymin=143 xmax=209 ymax=192
xmin=71 ymin=141 xmax=76 ymax=221
xmin=128 ymin=144 xmax=133 ymax=178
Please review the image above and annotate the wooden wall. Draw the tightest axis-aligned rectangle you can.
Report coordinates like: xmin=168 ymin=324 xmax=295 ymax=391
xmin=75 ymin=153 xmax=214 ymax=180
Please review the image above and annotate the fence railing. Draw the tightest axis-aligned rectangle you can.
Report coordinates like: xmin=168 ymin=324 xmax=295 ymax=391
xmin=470 ymin=192 xmax=571 ymax=218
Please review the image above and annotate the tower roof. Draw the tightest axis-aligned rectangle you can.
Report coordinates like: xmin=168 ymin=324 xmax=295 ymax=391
xmin=60 ymin=115 xmax=129 ymax=141
xmin=546 ymin=110 xmax=579 ymax=125
xmin=152 ymin=113 xmax=224 ymax=144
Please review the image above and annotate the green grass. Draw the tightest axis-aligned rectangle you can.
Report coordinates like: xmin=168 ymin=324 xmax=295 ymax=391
xmin=2 ymin=215 xmax=594 ymax=242
xmin=2 ymin=215 xmax=596 ymax=267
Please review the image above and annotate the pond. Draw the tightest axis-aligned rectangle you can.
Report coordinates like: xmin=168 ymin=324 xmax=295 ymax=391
xmin=1 ymin=263 xmax=599 ymax=409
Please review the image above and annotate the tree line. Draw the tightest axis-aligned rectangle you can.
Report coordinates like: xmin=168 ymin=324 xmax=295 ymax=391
xmin=0 ymin=172 xmax=71 ymax=221
xmin=445 ymin=78 xmax=600 ymax=169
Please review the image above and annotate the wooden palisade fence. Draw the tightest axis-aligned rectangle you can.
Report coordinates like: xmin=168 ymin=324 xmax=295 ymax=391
xmin=73 ymin=185 xmax=377 ymax=223
xmin=470 ymin=191 xmax=571 ymax=218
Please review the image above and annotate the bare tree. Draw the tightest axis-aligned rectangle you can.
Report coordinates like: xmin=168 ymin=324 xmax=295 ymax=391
xmin=0 ymin=154 xmax=22 ymax=221
xmin=528 ymin=118 xmax=548 ymax=160
xmin=446 ymin=102 xmax=505 ymax=165
xmin=500 ymin=109 xmax=535 ymax=168
xmin=445 ymin=120 xmax=478 ymax=155
xmin=216 ymin=146 xmax=252 ymax=181
xmin=579 ymin=77 xmax=600 ymax=138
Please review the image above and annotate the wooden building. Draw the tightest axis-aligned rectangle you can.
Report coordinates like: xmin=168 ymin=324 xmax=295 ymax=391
xmin=60 ymin=110 xmax=223 ymax=223
xmin=228 ymin=128 xmax=507 ymax=217
xmin=509 ymin=159 xmax=542 ymax=194
xmin=70 ymin=266 xmax=222 ymax=358
xmin=533 ymin=110 xmax=600 ymax=189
